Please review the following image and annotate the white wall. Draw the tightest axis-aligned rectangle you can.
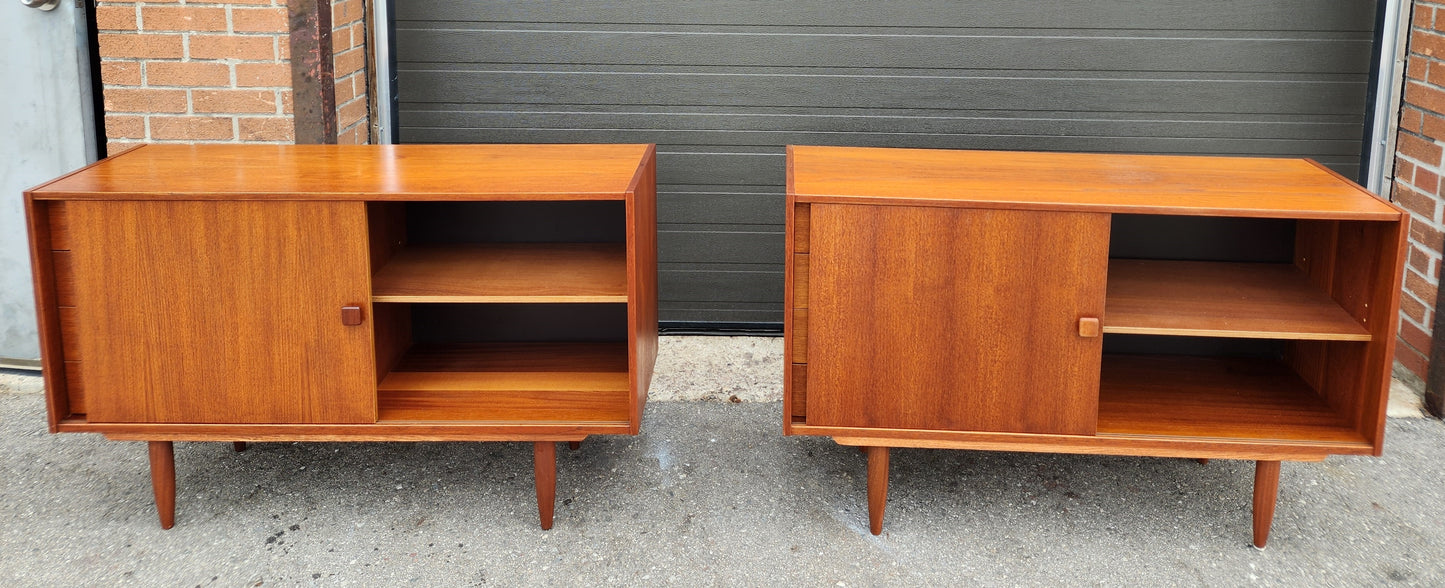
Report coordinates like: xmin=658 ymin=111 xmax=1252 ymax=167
xmin=0 ymin=0 xmax=97 ymax=365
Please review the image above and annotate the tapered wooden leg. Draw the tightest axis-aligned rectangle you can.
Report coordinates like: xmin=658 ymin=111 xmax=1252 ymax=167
xmin=866 ymin=446 xmax=889 ymax=535
xmin=1196 ymin=458 xmax=1209 ymax=465
xmin=534 ymin=441 xmax=557 ymax=530
xmin=1253 ymin=460 xmax=1281 ymax=548
xmin=233 ymin=442 xmax=247 ymax=452
xmin=148 ymin=441 xmax=176 ymax=530
xmin=568 ymin=441 xmax=581 ymax=451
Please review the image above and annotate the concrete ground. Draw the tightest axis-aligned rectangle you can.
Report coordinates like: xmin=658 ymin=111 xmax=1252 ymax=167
xmin=2 ymin=338 xmax=1444 ymax=586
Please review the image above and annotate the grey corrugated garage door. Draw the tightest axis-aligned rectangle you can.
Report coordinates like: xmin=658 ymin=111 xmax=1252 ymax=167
xmin=393 ymin=1 xmax=1379 ymax=326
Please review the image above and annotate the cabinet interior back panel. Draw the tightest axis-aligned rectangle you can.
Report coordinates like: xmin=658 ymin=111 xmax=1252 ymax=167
xmin=406 ymin=201 xmax=626 ymax=244
xmin=396 ymin=0 xmax=1377 ymax=323
xmin=408 ymin=303 xmax=629 ymax=343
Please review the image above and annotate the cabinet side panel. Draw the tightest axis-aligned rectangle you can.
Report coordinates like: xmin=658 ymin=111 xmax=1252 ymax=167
xmin=52 ymin=252 xmax=75 ymax=308
xmin=1344 ymin=220 xmax=1405 ymax=452
xmin=1289 ymin=219 xmax=1403 ymax=452
xmin=807 ymin=204 xmax=1109 ymax=435
xmin=628 ymin=148 xmax=659 ymax=432
xmin=70 ymin=201 xmax=377 ymax=424
xmin=25 ymin=197 xmax=70 ymax=430
xmin=46 ymin=201 xmax=71 ymax=251
xmin=63 ymin=362 xmax=84 ymax=413
xmin=1315 ymin=221 xmax=1399 ymax=449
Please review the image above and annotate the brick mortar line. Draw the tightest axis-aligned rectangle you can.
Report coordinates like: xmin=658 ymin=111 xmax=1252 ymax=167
xmin=1399 ymin=338 xmax=1429 ymax=356
xmin=1408 ymin=235 xmax=1445 ymax=260
xmin=1403 ymin=310 xmax=1431 ymax=330
xmin=1404 ymin=78 xmax=1445 ymax=103
xmin=1404 ymin=79 xmax=1445 ymax=113
xmin=1396 ymin=126 xmax=1445 ymax=146
xmin=1395 ymin=153 xmax=1444 ymax=173
xmin=100 ymin=57 xmax=285 ymax=64
xmin=1403 ymin=288 xmax=1433 ymax=314
xmin=1400 ymin=309 xmax=1433 ymax=337
xmin=1405 ymin=249 xmax=1445 ymax=280
xmin=1402 ymin=313 xmax=1431 ymax=336
xmin=1387 ymin=189 xmax=1445 ymax=223
xmin=1410 ymin=262 xmax=1442 ymax=288
xmin=1395 ymin=172 xmax=1445 ymax=195
xmin=1409 ymin=239 xmax=1445 ymax=259
xmin=1401 ymin=206 xmax=1445 ymax=234
xmin=101 ymin=32 xmax=291 ymax=38
xmin=1393 ymin=192 xmax=1445 ymax=227
xmin=1405 ymin=265 xmax=1437 ymax=291
xmin=1401 ymin=306 xmax=1435 ymax=336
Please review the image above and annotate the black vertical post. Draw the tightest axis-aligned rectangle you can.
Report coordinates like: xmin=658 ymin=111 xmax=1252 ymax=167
xmin=1425 ymin=235 xmax=1445 ymax=416
xmin=288 ymin=0 xmax=337 ymax=144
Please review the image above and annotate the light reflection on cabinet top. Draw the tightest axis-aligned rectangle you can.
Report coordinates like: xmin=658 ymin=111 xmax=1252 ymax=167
xmin=787 ymin=146 xmax=1401 ymax=220
xmin=29 ymin=144 xmax=655 ymax=201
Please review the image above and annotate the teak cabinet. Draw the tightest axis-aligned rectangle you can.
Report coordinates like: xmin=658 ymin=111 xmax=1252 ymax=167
xmin=784 ymin=146 xmax=1406 ymax=547
xmin=26 ymin=144 xmax=658 ymax=529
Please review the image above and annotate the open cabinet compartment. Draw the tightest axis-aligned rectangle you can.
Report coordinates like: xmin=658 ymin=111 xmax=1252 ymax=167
xmin=366 ymin=200 xmax=635 ymax=426
xmin=1094 ymin=215 xmax=1402 ymax=454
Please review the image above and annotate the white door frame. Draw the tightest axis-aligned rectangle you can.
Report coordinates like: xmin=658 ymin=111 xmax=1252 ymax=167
xmin=371 ymin=0 xmax=396 ymax=144
xmin=1366 ymin=0 xmax=1413 ymax=196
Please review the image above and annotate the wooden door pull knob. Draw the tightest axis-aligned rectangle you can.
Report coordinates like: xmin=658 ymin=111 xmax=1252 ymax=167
xmin=341 ymin=306 xmax=364 ymax=326
xmin=1078 ymin=317 xmax=1101 ymax=338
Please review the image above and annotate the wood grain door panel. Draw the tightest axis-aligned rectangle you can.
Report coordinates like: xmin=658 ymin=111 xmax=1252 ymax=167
xmin=806 ymin=204 xmax=1109 ymax=434
xmin=69 ymin=201 xmax=376 ymax=424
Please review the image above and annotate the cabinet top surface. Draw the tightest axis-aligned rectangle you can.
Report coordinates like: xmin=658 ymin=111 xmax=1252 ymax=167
xmin=788 ymin=146 xmax=1400 ymax=220
xmin=29 ymin=144 xmax=654 ymax=200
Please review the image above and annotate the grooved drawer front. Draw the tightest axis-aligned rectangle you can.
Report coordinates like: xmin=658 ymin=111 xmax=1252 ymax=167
xmin=790 ymin=364 xmax=807 ymax=419
xmin=69 ymin=201 xmax=377 ymax=424
xmin=792 ymin=309 xmax=808 ymax=363
xmin=793 ymin=254 xmax=809 ymax=308
xmin=805 ymin=204 xmax=1109 ymax=435
xmin=794 ymin=204 xmax=810 ymax=253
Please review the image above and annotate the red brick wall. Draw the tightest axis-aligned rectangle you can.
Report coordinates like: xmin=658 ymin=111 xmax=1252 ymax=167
xmin=333 ymin=0 xmax=369 ymax=144
xmin=96 ymin=1 xmax=296 ymax=148
xmin=1393 ymin=1 xmax=1445 ymax=386
xmin=96 ymin=0 xmax=369 ymax=147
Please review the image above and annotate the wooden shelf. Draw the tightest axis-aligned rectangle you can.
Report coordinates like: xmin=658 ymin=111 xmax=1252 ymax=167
xmin=372 ymin=243 xmax=627 ymax=303
xmin=378 ymin=343 xmax=630 ymax=423
xmin=1104 ymin=259 xmax=1370 ymax=341
xmin=1097 ymin=354 xmax=1368 ymax=447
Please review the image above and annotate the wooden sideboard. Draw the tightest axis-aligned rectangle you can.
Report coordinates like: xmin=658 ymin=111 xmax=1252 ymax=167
xmin=26 ymin=144 xmax=658 ymax=529
xmin=784 ymin=146 xmax=1406 ymax=547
